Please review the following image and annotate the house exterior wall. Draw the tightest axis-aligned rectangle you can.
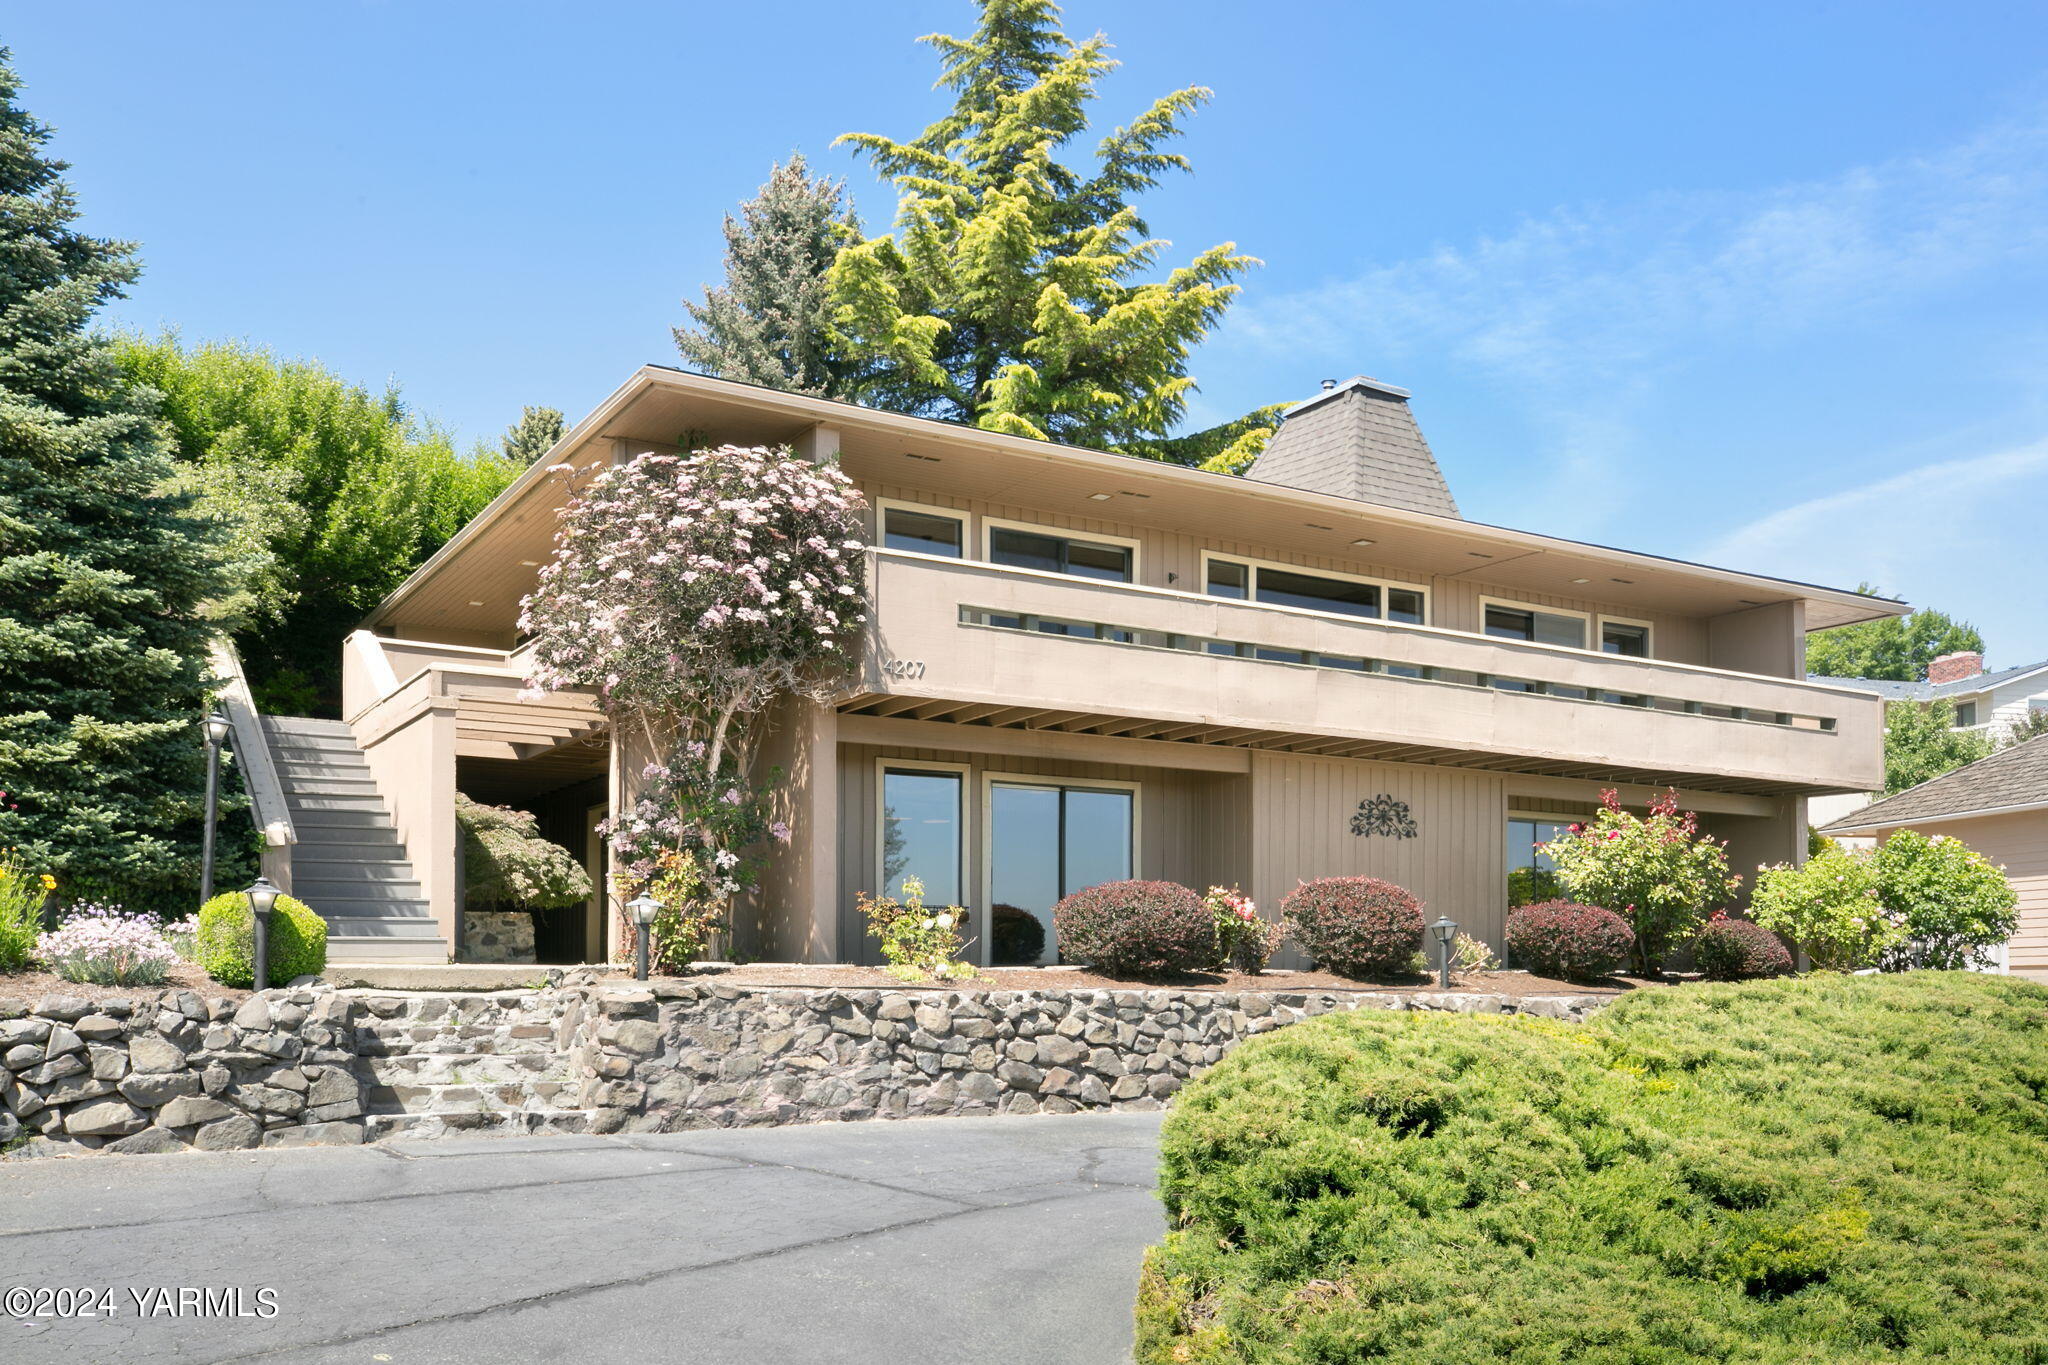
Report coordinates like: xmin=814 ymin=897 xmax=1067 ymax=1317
xmin=856 ymin=478 xmax=1717 ymax=665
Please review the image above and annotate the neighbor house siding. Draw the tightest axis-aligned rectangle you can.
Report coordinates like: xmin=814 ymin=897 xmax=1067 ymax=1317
xmin=1930 ymin=811 xmax=2048 ymax=974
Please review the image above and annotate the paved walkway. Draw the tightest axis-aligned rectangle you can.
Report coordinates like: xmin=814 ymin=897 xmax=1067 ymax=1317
xmin=0 ymin=1111 xmax=1165 ymax=1363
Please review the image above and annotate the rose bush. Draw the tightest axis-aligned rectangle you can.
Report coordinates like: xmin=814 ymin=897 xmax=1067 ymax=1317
xmin=858 ymin=875 xmax=975 ymax=982
xmin=1750 ymin=843 xmax=1899 ymax=971
xmin=1206 ymin=885 xmax=1280 ymax=974
xmin=1870 ymin=829 xmax=2017 ymax=970
xmin=1541 ymin=788 xmax=1740 ymax=974
xmin=1280 ymin=877 xmax=1424 ymax=979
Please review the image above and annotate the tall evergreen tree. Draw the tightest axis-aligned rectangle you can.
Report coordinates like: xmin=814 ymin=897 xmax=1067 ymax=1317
xmin=0 ymin=52 xmax=218 ymax=908
xmin=500 ymin=404 xmax=565 ymax=465
xmin=675 ymin=156 xmax=861 ymax=397
xmin=828 ymin=0 xmax=1259 ymax=451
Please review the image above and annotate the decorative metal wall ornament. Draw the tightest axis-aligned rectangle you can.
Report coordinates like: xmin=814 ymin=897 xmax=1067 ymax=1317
xmin=1351 ymin=793 xmax=1418 ymax=840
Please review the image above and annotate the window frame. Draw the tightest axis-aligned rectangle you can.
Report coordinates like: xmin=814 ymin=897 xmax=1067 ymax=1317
xmin=1198 ymin=550 xmax=1430 ymax=627
xmin=874 ymin=497 xmax=969 ymax=559
xmin=978 ymin=770 xmax=1142 ymax=968
xmin=981 ymin=515 xmax=1143 ymax=583
xmin=1595 ymin=613 xmax=1657 ymax=659
xmin=1478 ymin=596 xmax=1594 ymax=651
xmin=872 ymin=758 xmax=972 ymax=929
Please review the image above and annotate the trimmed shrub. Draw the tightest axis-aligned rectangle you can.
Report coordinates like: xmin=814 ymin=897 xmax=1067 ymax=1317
xmin=196 ymin=890 xmax=327 ymax=987
xmin=1053 ymin=880 xmax=1213 ymax=978
xmin=1280 ymin=877 xmax=1423 ymax=978
xmin=1694 ymin=913 xmax=1794 ymax=981
xmin=1504 ymin=899 xmax=1633 ymax=981
xmin=1136 ymin=973 xmax=2048 ymax=1364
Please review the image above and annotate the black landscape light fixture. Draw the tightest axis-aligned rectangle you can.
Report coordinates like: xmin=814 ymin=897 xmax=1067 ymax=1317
xmin=201 ymin=712 xmax=232 ymax=903
xmin=246 ymin=875 xmax=281 ymax=992
xmin=627 ymin=893 xmax=661 ymax=981
xmin=1428 ymin=915 xmax=1459 ymax=990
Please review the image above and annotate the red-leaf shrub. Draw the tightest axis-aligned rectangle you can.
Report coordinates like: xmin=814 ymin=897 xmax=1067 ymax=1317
xmin=1053 ymin=880 xmax=1215 ymax=978
xmin=1692 ymin=914 xmax=1793 ymax=981
xmin=1281 ymin=877 xmax=1424 ymax=978
xmin=1505 ymin=900 xmax=1634 ymax=981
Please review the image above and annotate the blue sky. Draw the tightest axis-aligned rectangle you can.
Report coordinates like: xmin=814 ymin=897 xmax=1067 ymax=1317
xmin=14 ymin=1 xmax=2048 ymax=663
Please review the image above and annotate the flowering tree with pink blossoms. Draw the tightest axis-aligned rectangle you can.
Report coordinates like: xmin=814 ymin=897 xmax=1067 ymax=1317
xmin=1539 ymin=788 xmax=1741 ymax=976
xmin=519 ymin=445 xmax=868 ymax=954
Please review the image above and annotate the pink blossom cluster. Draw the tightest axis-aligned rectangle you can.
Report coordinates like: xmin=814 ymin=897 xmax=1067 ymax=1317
xmin=517 ymin=444 xmax=869 ymax=715
xmin=36 ymin=904 xmax=178 ymax=986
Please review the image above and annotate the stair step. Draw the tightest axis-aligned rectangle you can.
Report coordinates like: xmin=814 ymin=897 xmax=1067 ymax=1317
xmin=291 ymin=809 xmax=395 ymax=830
xmin=316 ymin=915 xmax=444 ymax=937
xmin=288 ymin=793 xmax=393 ymax=814
xmin=328 ymin=935 xmax=451 ymax=964
xmin=292 ymin=875 xmax=423 ymax=896
xmin=299 ymin=895 xmax=435 ymax=918
xmin=263 ymin=715 xmax=352 ymax=733
xmin=296 ymin=892 xmax=432 ymax=912
xmin=279 ymin=776 xmax=375 ymax=794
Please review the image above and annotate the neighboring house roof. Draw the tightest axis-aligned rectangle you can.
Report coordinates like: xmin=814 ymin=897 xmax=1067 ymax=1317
xmin=1810 ymin=659 xmax=2048 ymax=701
xmin=1821 ymin=733 xmax=2048 ymax=833
xmin=1245 ymin=377 xmax=1461 ymax=518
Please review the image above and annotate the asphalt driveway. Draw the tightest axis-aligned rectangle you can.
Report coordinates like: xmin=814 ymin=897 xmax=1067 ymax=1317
xmin=0 ymin=1110 xmax=1165 ymax=1363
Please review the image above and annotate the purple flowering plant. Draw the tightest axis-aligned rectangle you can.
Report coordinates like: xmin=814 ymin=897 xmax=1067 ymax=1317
xmin=518 ymin=445 xmax=867 ymax=951
xmin=36 ymin=903 xmax=179 ymax=985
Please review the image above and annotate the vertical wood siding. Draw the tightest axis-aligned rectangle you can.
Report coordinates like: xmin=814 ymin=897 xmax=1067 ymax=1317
xmin=1249 ymin=752 xmax=1510 ymax=958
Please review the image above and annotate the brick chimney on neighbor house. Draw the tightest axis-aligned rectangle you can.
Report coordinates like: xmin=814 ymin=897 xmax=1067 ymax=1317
xmin=1928 ymin=651 xmax=1984 ymax=686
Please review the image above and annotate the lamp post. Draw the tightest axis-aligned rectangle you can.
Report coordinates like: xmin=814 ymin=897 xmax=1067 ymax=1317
xmin=246 ymin=876 xmax=280 ymax=992
xmin=1428 ymin=915 xmax=1459 ymax=990
xmin=627 ymin=893 xmax=661 ymax=982
xmin=201 ymin=712 xmax=231 ymax=903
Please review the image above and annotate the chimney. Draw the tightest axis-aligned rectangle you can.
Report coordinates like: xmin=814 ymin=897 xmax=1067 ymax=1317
xmin=1245 ymin=375 xmax=1460 ymax=518
xmin=1927 ymin=651 xmax=1984 ymax=686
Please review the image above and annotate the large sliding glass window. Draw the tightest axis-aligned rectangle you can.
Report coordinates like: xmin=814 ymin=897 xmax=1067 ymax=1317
xmin=1205 ymin=556 xmax=1425 ymax=625
xmin=988 ymin=780 xmax=1135 ymax=966
xmin=880 ymin=766 xmax=964 ymax=907
xmin=989 ymin=526 xmax=1133 ymax=583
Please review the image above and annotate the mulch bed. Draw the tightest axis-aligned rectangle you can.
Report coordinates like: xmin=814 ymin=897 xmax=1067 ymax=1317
xmin=575 ymin=962 xmax=1665 ymax=998
xmin=0 ymin=962 xmax=251 ymax=1009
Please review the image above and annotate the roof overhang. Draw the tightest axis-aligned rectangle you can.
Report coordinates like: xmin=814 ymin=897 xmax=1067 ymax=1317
xmin=1823 ymin=796 xmax=2048 ymax=836
xmin=366 ymin=366 xmax=1914 ymax=641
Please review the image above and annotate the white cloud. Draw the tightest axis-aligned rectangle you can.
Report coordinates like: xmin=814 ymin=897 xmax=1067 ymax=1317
xmin=1702 ymin=439 xmax=2048 ymax=599
xmin=1230 ymin=110 xmax=2048 ymax=389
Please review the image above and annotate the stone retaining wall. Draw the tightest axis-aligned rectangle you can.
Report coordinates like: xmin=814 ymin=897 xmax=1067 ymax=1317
xmin=0 ymin=983 xmax=1611 ymax=1156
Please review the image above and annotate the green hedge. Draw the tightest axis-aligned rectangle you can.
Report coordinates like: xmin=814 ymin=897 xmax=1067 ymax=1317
xmin=1137 ymin=973 xmax=2048 ymax=1363
xmin=196 ymin=890 xmax=327 ymax=987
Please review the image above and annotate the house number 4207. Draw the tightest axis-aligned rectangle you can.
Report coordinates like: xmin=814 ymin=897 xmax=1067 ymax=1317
xmin=883 ymin=659 xmax=926 ymax=679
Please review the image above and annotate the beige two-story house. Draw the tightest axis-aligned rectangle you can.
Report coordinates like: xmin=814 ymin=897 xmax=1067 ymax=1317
xmin=258 ymin=367 xmax=1898 ymax=966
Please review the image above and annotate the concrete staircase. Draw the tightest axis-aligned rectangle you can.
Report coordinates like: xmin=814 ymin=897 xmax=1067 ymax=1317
xmin=264 ymin=716 xmax=450 ymax=965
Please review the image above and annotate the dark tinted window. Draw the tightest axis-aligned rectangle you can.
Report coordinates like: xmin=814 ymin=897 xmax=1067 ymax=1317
xmin=989 ymin=527 xmax=1131 ymax=582
xmin=883 ymin=507 xmax=964 ymax=556
xmin=1256 ymin=567 xmax=1379 ymax=618
xmin=1601 ymin=621 xmax=1650 ymax=657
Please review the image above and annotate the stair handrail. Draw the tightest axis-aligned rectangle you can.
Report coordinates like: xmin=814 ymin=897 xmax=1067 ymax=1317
xmin=206 ymin=638 xmax=298 ymax=853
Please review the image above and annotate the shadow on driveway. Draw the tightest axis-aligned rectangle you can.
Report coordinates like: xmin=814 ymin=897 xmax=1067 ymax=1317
xmin=1 ymin=1110 xmax=1165 ymax=1364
